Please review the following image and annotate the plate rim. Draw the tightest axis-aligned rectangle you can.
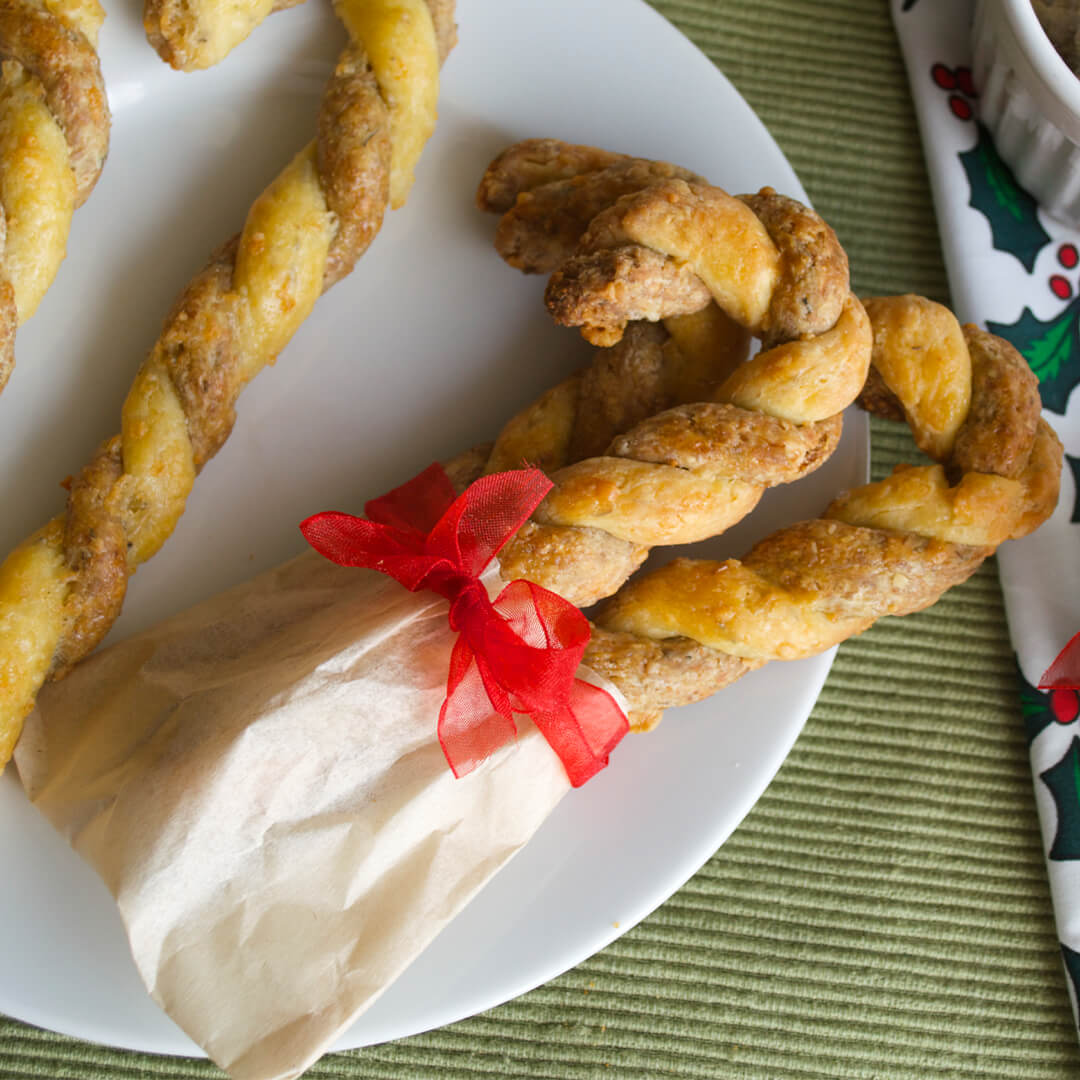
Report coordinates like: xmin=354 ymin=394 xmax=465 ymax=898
xmin=0 ymin=0 xmax=868 ymax=1059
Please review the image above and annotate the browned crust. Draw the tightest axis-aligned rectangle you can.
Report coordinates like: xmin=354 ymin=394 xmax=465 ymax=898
xmin=155 ymin=238 xmax=243 ymax=468
xmin=497 ymin=519 xmax=647 ymax=609
xmin=423 ymin=0 xmax=458 ymax=64
xmin=0 ymin=4 xmax=108 ymax=205
xmin=855 ymin=362 xmax=905 ymax=422
xmin=745 ymin=518 xmax=990 ymax=618
xmin=567 ymin=320 xmax=671 ymax=461
xmin=739 ymin=188 xmax=849 ymax=346
xmin=142 ymin=0 xmax=185 ymax=70
xmin=0 ymin=275 xmax=14 ymax=393
xmin=55 ymin=436 xmax=127 ymax=675
xmin=143 ymin=0 xmax=308 ymax=70
xmin=317 ymin=44 xmax=392 ymax=289
xmin=1016 ymin=417 xmax=1065 ymax=538
xmin=581 ymin=317 xmax=1058 ymax=715
xmin=476 ymin=138 xmax=628 ymax=214
xmin=583 ymin=626 xmax=758 ymax=729
xmin=145 ymin=0 xmax=455 ymax=78
xmin=952 ymin=325 xmax=1041 ymax=480
xmin=493 ymin=157 xmax=705 ymax=274
xmin=478 ymin=150 xmax=861 ymax=637
xmin=545 ymin=246 xmax=710 ymax=347
xmin=543 ymin=182 xmax=850 ymax=351
xmin=580 ymin=517 xmax=997 ymax=712
xmin=130 ymin=50 xmax=393 ymax=468
xmin=609 ymin=407 xmax=843 ymax=487
xmin=480 ymin=323 xmax=839 ymax=611
xmin=857 ymin=318 xmax=1043 ymax=485
xmin=478 ymin=144 xmax=1059 ymax=726
xmin=52 ymin=239 xmax=244 ymax=669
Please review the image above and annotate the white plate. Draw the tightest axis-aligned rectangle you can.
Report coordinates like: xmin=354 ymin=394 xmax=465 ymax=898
xmin=0 ymin=0 xmax=868 ymax=1057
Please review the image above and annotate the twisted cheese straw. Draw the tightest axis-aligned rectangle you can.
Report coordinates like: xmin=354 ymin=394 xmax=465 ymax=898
xmin=143 ymin=0 xmax=457 ymax=74
xmin=0 ymin=0 xmax=453 ymax=768
xmin=476 ymin=149 xmax=874 ymax=608
xmin=0 ymin=0 xmax=109 ymax=391
xmin=585 ymin=299 xmax=1062 ymax=727
xmin=476 ymin=145 xmax=1061 ymax=728
xmin=456 ymin=294 xmax=1060 ymax=730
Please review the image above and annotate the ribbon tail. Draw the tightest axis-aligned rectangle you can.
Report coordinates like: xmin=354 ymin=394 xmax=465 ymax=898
xmin=530 ymin=678 xmax=629 ymax=788
xmin=439 ymin=636 xmax=518 ymax=778
xmin=1039 ymin=630 xmax=1080 ymax=690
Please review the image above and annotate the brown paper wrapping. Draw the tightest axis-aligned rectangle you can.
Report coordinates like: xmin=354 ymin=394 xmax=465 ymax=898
xmin=14 ymin=550 xmax=594 ymax=1080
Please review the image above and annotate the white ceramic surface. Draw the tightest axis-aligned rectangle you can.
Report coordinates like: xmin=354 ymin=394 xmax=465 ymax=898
xmin=0 ymin=0 xmax=868 ymax=1056
xmin=973 ymin=0 xmax=1080 ymax=225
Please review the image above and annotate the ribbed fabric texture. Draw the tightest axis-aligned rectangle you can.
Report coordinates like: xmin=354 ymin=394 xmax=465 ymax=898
xmin=4 ymin=0 xmax=1080 ymax=1077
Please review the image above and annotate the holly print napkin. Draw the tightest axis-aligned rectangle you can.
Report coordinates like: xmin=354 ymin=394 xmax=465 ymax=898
xmin=891 ymin=0 xmax=1080 ymax=1032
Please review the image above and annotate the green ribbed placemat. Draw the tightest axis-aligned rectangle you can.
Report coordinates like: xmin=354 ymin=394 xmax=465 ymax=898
xmin=5 ymin=1 xmax=1079 ymax=1077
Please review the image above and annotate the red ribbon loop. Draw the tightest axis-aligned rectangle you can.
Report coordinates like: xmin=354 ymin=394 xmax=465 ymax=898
xmin=1039 ymin=630 xmax=1080 ymax=691
xmin=300 ymin=464 xmax=628 ymax=786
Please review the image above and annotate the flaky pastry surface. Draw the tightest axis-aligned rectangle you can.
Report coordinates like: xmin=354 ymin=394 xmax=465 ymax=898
xmin=471 ymin=145 xmax=1060 ymax=729
xmin=590 ymin=298 xmax=1061 ymax=727
xmin=143 ymin=0 xmax=458 ymax=73
xmin=0 ymin=0 xmax=108 ymax=392
xmin=0 ymin=0 xmax=453 ymax=768
xmin=477 ymin=142 xmax=872 ymax=610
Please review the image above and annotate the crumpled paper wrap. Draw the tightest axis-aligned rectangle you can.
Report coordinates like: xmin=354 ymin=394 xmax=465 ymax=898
xmin=14 ymin=549 xmax=594 ymax=1080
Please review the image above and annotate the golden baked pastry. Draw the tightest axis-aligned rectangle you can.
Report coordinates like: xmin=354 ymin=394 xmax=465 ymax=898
xmin=474 ymin=146 xmax=1060 ymax=729
xmin=445 ymin=292 xmax=1059 ymax=731
xmin=144 ymin=0 xmax=457 ymax=74
xmin=478 ymin=142 xmax=872 ymax=607
xmin=478 ymin=139 xmax=706 ymax=275
xmin=585 ymin=297 xmax=1062 ymax=728
xmin=144 ymin=0 xmax=300 ymax=71
xmin=0 ymin=0 xmax=453 ymax=769
xmin=0 ymin=0 xmax=109 ymax=391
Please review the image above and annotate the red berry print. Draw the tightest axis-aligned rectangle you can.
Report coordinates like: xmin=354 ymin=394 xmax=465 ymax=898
xmin=931 ymin=62 xmax=976 ymax=122
xmin=1051 ymin=274 xmax=1074 ymax=300
xmin=1049 ymin=246 xmax=1080 ymax=298
xmin=949 ymin=96 xmax=973 ymax=120
xmin=1051 ymin=688 xmax=1079 ymax=724
xmin=932 ymin=63 xmax=956 ymax=90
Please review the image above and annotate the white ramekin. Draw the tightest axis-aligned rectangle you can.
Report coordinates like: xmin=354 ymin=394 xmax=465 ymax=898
xmin=972 ymin=0 xmax=1080 ymax=226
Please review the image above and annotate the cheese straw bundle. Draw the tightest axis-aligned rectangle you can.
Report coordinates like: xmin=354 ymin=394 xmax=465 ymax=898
xmin=0 ymin=0 xmax=453 ymax=769
xmin=8 ymin=134 xmax=1066 ymax=1080
xmin=471 ymin=141 xmax=1062 ymax=727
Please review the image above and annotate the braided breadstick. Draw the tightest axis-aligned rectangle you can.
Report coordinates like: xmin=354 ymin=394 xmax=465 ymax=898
xmin=0 ymin=0 xmax=453 ymax=768
xmin=0 ymin=0 xmax=109 ymax=392
xmin=583 ymin=296 xmax=1063 ymax=729
xmin=144 ymin=0 xmax=302 ymax=71
xmin=478 ymin=143 xmax=873 ymax=609
xmin=144 ymin=0 xmax=457 ymax=72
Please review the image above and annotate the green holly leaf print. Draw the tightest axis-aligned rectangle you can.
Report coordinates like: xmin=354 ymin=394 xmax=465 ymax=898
xmin=1020 ymin=652 xmax=1080 ymax=743
xmin=1021 ymin=662 xmax=1059 ymax=744
xmin=1062 ymin=942 xmax=1080 ymax=1007
xmin=1040 ymin=737 xmax=1080 ymax=861
xmin=988 ymin=299 xmax=1080 ymax=415
xmin=960 ymin=123 xmax=1051 ymax=271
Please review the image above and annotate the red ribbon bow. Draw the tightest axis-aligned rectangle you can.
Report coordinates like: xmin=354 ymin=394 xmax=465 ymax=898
xmin=1039 ymin=630 xmax=1080 ymax=691
xmin=300 ymin=464 xmax=628 ymax=786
